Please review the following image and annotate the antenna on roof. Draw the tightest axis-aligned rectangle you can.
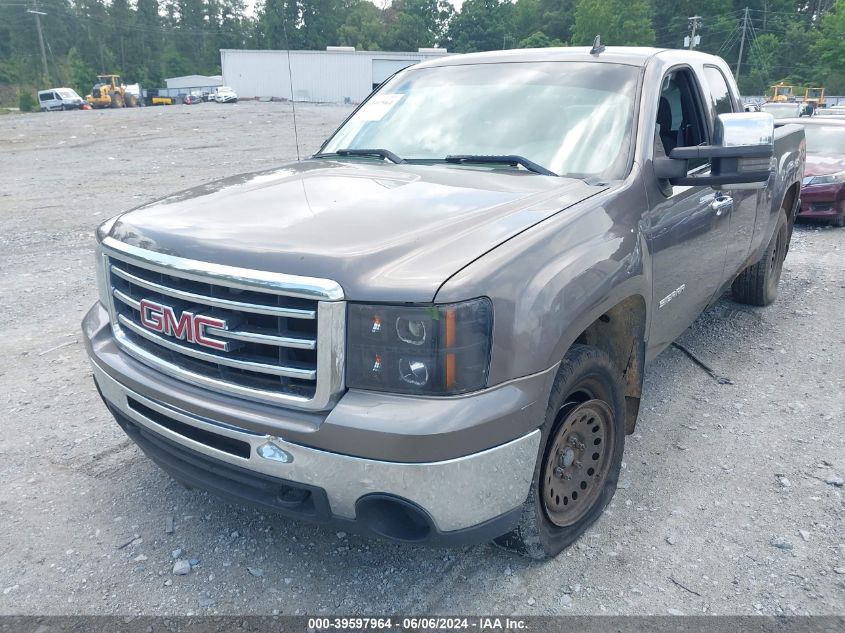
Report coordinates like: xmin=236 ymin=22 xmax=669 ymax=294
xmin=590 ymin=35 xmax=605 ymax=55
xmin=281 ymin=13 xmax=301 ymax=161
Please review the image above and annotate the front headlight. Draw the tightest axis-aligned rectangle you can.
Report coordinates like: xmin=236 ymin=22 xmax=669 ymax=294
xmin=347 ymin=298 xmax=493 ymax=395
xmin=804 ymin=170 xmax=845 ymax=186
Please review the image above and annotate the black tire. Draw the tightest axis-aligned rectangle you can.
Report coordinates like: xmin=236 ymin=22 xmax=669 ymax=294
xmin=110 ymin=92 xmax=119 ymax=108
xmin=732 ymin=210 xmax=788 ymax=306
xmin=493 ymin=344 xmax=626 ymax=559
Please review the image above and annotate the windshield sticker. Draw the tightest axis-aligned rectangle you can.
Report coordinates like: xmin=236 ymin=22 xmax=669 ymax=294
xmin=357 ymin=94 xmax=403 ymax=121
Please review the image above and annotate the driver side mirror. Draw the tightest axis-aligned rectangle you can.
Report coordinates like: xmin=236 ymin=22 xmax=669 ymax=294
xmin=654 ymin=112 xmax=775 ymax=189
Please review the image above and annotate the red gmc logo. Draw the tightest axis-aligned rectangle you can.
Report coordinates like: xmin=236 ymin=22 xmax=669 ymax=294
xmin=139 ymin=299 xmax=229 ymax=351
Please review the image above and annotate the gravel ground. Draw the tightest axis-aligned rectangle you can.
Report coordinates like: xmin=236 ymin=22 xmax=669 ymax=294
xmin=0 ymin=102 xmax=843 ymax=617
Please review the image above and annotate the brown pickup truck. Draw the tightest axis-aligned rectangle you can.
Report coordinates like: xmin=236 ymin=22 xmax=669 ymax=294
xmin=83 ymin=46 xmax=805 ymax=558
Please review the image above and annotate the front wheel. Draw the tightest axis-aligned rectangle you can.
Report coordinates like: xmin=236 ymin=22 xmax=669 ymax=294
xmin=494 ymin=344 xmax=626 ymax=559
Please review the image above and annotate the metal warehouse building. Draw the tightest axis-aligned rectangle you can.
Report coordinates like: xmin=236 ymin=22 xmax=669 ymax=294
xmin=220 ymin=47 xmax=449 ymax=103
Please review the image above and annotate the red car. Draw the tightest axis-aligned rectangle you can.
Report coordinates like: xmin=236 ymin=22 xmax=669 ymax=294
xmin=782 ymin=117 xmax=845 ymax=227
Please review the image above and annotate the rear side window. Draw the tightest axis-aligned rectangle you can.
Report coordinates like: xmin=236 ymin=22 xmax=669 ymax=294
xmin=703 ymin=66 xmax=735 ymax=116
xmin=39 ymin=93 xmax=50 ymax=102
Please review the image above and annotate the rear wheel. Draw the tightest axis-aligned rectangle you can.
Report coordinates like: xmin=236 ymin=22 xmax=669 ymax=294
xmin=493 ymin=344 xmax=625 ymax=559
xmin=732 ymin=210 xmax=788 ymax=306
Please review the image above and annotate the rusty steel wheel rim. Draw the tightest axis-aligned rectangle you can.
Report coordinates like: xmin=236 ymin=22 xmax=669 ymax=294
xmin=542 ymin=399 xmax=614 ymax=528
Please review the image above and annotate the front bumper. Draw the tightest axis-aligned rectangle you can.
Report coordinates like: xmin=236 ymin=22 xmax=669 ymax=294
xmin=799 ymin=184 xmax=845 ymax=220
xmin=84 ymin=302 xmax=549 ymax=543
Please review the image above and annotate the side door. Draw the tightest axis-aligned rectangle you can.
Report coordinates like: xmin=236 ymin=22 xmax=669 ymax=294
xmin=643 ymin=67 xmax=733 ymax=353
xmin=38 ymin=92 xmax=52 ymax=111
xmin=701 ymin=65 xmax=759 ymax=278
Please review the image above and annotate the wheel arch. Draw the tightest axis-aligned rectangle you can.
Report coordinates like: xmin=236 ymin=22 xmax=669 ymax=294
xmin=550 ymin=292 xmax=648 ymax=434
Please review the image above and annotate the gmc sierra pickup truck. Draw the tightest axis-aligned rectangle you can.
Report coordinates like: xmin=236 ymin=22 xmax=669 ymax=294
xmin=83 ymin=47 xmax=805 ymax=559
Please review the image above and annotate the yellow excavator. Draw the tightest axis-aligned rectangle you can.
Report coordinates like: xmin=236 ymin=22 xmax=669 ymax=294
xmin=803 ymin=87 xmax=826 ymax=109
xmin=769 ymin=83 xmax=794 ymax=103
xmin=86 ymin=74 xmax=139 ymax=108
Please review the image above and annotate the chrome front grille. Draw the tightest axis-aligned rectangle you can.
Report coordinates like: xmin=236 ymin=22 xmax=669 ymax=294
xmin=99 ymin=238 xmax=345 ymax=410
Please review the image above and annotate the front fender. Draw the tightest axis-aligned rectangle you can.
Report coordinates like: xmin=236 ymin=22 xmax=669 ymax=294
xmin=435 ymin=171 xmax=652 ymax=387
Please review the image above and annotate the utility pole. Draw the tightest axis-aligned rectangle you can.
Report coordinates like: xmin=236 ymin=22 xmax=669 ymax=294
xmin=686 ymin=16 xmax=702 ymax=50
xmin=735 ymin=7 xmax=750 ymax=80
xmin=27 ymin=0 xmax=49 ymax=80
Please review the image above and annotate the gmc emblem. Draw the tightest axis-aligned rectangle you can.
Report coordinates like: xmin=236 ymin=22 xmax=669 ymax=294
xmin=139 ymin=299 xmax=229 ymax=351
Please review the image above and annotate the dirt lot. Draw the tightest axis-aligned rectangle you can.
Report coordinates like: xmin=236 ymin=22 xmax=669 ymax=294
xmin=0 ymin=102 xmax=843 ymax=617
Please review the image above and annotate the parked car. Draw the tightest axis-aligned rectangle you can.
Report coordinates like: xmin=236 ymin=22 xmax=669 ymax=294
xmin=214 ymin=86 xmax=238 ymax=103
xmin=183 ymin=93 xmax=203 ymax=105
xmin=38 ymin=88 xmax=85 ymax=111
xmin=815 ymin=105 xmax=845 ymax=118
xmin=782 ymin=117 xmax=845 ymax=226
xmin=83 ymin=47 xmax=804 ymax=559
xmin=761 ymin=102 xmax=812 ymax=119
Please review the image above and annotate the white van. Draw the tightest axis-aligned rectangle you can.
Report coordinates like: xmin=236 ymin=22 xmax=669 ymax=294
xmin=38 ymin=88 xmax=86 ymax=111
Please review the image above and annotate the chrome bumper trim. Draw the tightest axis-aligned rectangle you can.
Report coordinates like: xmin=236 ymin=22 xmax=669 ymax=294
xmin=92 ymin=362 xmax=540 ymax=532
xmin=101 ymin=236 xmax=344 ymax=301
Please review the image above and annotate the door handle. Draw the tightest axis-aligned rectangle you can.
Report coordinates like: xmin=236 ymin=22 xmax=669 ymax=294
xmin=711 ymin=195 xmax=733 ymax=216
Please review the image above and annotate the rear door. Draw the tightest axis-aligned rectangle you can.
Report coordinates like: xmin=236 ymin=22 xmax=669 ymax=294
xmin=702 ymin=65 xmax=759 ymax=277
xmin=644 ymin=67 xmax=732 ymax=352
xmin=38 ymin=91 xmax=57 ymax=111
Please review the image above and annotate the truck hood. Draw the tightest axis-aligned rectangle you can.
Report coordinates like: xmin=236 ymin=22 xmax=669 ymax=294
xmin=110 ymin=159 xmax=604 ymax=301
xmin=805 ymin=153 xmax=845 ymax=177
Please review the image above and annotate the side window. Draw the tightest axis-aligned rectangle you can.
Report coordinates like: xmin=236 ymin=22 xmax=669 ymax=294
xmin=703 ymin=66 xmax=735 ymax=117
xmin=656 ymin=69 xmax=709 ymax=171
xmin=39 ymin=93 xmax=50 ymax=102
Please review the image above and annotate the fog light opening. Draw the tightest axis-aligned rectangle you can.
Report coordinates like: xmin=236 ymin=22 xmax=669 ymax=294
xmin=355 ymin=495 xmax=433 ymax=543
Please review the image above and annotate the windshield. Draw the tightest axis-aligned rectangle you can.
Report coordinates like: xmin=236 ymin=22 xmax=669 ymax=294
xmin=803 ymin=125 xmax=845 ymax=155
xmin=323 ymin=62 xmax=640 ymax=179
xmin=57 ymin=89 xmax=78 ymax=99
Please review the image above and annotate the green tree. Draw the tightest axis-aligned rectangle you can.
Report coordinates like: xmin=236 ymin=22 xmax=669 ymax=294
xmin=571 ymin=0 xmax=654 ymax=46
xmin=337 ymin=0 xmax=384 ymax=50
xmin=445 ymin=0 xmax=513 ymax=53
xmin=384 ymin=0 xmax=454 ymax=50
xmin=536 ymin=0 xmax=576 ymax=43
xmin=811 ymin=0 xmax=845 ymax=93
xmin=518 ymin=31 xmax=565 ymax=48
xmin=63 ymin=47 xmax=94 ymax=96
xmin=136 ymin=0 xmax=164 ymax=85
xmin=742 ymin=32 xmax=781 ymax=95
xmin=19 ymin=89 xmax=37 ymax=112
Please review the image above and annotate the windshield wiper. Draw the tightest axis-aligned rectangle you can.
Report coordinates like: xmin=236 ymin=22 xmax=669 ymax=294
xmin=314 ymin=148 xmax=405 ymax=164
xmin=444 ymin=155 xmax=557 ymax=176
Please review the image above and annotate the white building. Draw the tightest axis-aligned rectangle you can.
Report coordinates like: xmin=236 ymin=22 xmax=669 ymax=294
xmin=165 ymin=74 xmax=224 ymax=90
xmin=220 ymin=47 xmax=449 ymax=103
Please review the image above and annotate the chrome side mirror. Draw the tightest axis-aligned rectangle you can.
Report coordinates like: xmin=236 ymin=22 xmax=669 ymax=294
xmin=654 ymin=112 xmax=774 ymax=189
xmin=710 ymin=112 xmax=775 ymax=190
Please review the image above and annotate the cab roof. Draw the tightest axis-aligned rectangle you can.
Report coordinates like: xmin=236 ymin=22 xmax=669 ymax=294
xmin=412 ymin=46 xmax=721 ymax=70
